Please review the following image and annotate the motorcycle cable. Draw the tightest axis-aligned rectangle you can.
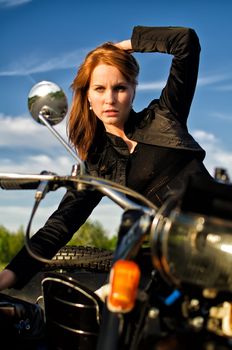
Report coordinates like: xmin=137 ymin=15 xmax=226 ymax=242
xmin=24 ymin=197 xmax=114 ymax=266
xmin=24 ymin=174 xmax=157 ymax=266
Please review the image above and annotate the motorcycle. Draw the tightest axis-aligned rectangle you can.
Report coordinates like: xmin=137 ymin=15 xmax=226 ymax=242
xmin=1 ymin=81 xmax=232 ymax=349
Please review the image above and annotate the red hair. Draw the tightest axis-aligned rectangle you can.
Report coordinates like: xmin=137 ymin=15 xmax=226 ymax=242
xmin=68 ymin=43 xmax=139 ymax=160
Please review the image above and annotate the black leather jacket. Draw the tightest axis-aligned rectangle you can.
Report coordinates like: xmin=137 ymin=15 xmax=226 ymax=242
xmin=6 ymin=26 xmax=206 ymax=288
xmin=87 ymin=26 xmax=205 ymax=186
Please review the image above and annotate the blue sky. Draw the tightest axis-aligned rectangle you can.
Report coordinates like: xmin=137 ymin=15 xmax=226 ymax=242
xmin=1 ymin=0 xmax=232 ymax=235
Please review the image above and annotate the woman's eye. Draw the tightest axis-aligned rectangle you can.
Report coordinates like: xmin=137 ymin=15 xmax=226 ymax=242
xmin=95 ymin=87 xmax=104 ymax=92
xmin=115 ymin=85 xmax=126 ymax=92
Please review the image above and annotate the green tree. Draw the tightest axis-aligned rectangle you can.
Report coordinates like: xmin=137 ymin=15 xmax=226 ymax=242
xmin=0 ymin=225 xmax=11 ymax=264
xmin=8 ymin=226 xmax=25 ymax=259
xmin=0 ymin=225 xmax=24 ymax=265
xmin=0 ymin=221 xmax=117 ymax=267
xmin=68 ymin=220 xmax=117 ymax=250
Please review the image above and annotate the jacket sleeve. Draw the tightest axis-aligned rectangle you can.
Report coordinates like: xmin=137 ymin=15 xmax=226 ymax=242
xmin=131 ymin=26 xmax=201 ymax=125
xmin=5 ymin=188 xmax=103 ymax=288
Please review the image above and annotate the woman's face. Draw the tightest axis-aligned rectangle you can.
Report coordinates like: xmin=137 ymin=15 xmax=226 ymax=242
xmin=88 ymin=64 xmax=135 ymax=132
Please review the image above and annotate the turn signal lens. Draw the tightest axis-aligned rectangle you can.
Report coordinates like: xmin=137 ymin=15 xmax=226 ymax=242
xmin=107 ymin=260 xmax=141 ymax=313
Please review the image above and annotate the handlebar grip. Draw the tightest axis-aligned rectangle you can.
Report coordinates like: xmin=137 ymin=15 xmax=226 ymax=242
xmin=0 ymin=180 xmax=40 ymax=190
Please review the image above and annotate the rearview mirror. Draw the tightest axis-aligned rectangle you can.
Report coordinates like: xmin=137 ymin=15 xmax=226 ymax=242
xmin=28 ymin=81 xmax=68 ymax=126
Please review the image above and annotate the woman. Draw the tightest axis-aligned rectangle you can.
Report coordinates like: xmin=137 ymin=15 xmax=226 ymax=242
xmin=0 ymin=25 xmax=212 ymax=290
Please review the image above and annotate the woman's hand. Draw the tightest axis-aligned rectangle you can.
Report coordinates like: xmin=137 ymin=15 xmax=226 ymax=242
xmin=0 ymin=269 xmax=17 ymax=290
xmin=114 ymin=39 xmax=133 ymax=53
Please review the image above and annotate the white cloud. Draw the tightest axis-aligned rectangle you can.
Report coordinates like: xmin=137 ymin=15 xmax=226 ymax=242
xmin=212 ymin=84 xmax=232 ymax=91
xmin=192 ymin=130 xmax=216 ymax=142
xmin=0 ymin=153 xmax=74 ymax=174
xmin=138 ymin=71 xmax=232 ymax=91
xmin=0 ymin=113 xmax=82 ymax=187
xmin=90 ymin=198 xmax=123 ymax=236
xmin=192 ymin=129 xmax=232 ymax=178
xmin=197 ymin=73 xmax=229 ymax=87
xmin=132 ymin=73 xmax=231 ymax=92
xmin=0 ymin=117 xmax=75 ymax=174
xmin=0 ymin=193 xmax=123 ymax=236
xmin=0 ymin=49 xmax=88 ymax=76
xmin=0 ymin=113 xmax=70 ymax=149
xmin=0 ymin=0 xmax=31 ymax=8
xmin=0 ymin=204 xmax=49 ymax=232
xmin=137 ymin=80 xmax=166 ymax=91
xmin=210 ymin=111 xmax=232 ymax=122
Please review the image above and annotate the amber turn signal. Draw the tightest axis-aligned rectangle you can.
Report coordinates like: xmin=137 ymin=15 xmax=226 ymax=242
xmin=107 ymin=260 xmax=141 ymax=313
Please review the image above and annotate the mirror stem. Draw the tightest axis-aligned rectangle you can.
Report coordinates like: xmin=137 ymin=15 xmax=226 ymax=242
xmin=38 ymin=113 xmax=85 ymax=175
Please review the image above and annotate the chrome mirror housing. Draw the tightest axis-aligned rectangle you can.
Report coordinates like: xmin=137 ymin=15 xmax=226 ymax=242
xmin=28 ymin=80 xmax=68 ymax=126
